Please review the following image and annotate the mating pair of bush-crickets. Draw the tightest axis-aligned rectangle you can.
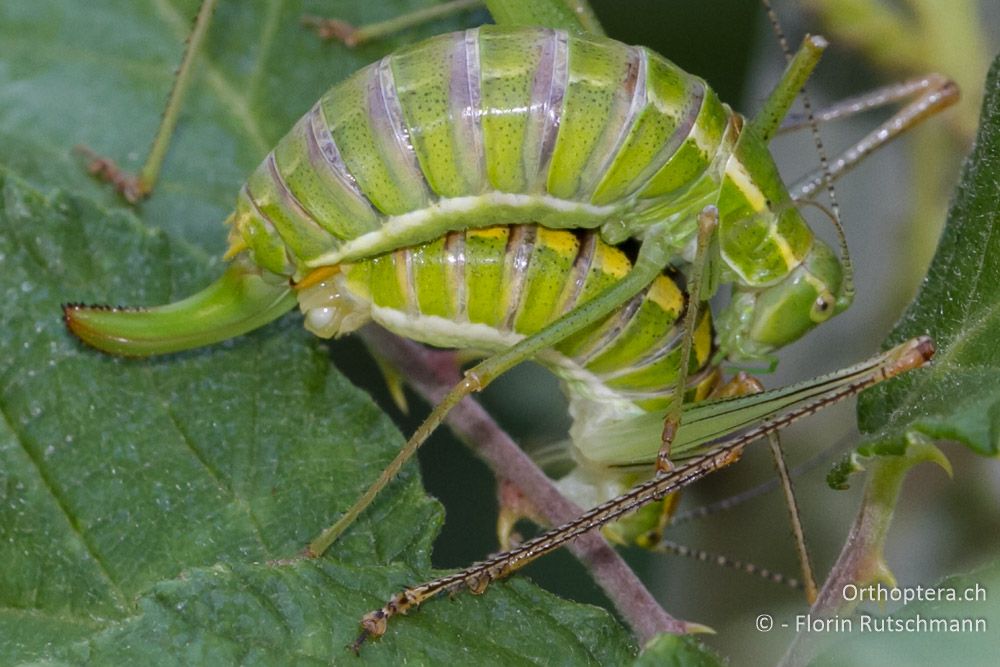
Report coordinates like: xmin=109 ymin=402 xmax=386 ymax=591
xmin=62 ymin=0 xmax=957 ymax=651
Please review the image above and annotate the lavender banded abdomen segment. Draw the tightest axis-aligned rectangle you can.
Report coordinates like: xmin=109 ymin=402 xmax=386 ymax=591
xmin=320 ymin=61 xmax=425 ymax=216
xmin=591 ymin=56 xmax=708 ymax=205
xmin=390 ymin=30 xmax=487 ymax=198
xmin=232 ymin=26 xmax=730 ymax=275
xmin=478 ymin=28 xmax=563 ymax=193
xmin=544 ymin=33 xmax=640 ymax=199
xmin=274 ymin=108 xmax=381 ymax=242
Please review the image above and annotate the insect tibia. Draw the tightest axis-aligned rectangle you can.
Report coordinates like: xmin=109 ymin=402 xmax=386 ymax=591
xmin=552 ymin=464 xmax=680 ymax=547
xmin=63 ymin=258 xmax=296 ymax=356
xmin=352 ymin=338 xmax=935 ymax=646
xmin=748 ymin=34 xmax=827 ymax=143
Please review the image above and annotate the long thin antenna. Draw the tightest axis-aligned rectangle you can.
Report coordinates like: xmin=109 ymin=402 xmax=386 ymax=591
xmin=656 ymin=539 xmax=804 ymax=591
xmin=761 ymin=0 xmax=854 ymax=305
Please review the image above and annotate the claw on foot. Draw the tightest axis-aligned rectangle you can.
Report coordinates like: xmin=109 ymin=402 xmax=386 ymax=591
xmin=351 ymin=589 xmax=418 ymax=654
xmin=657 ymin=416 xmax=679 ymax=474
xmin=301 ymin=15 xmax=360 ymax=47
xmin=350 ymin=610 xmax=387 ymax=653
xmin=74 ymin=145 xmax=148 ymax=203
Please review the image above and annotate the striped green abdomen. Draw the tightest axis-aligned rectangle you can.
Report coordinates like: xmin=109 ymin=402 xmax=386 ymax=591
xmin=306 ymin=225 xmax=717 ymax=413
xmin=229 ymin=26 xmax=762 ymax=279
xmin=292 ymin=224 xmax=718 ymax=545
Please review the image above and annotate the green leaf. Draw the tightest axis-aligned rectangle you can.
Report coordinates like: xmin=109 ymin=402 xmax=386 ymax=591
xmin=632 ymin=635 xmax=724 ymax=667
xmin=0 ymin=0 xmax=483 ymax=252
xmin=0 ymin=168 xmax=637 ymax=663
xmin=857 ymin=54 xmax=1000 ymax=457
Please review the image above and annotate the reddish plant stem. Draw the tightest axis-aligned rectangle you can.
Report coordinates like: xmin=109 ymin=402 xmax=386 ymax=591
xmin=358 ymin=325 xmax=690 ymax=643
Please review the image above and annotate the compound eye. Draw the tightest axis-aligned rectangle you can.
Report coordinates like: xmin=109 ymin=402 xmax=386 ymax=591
xmin=810 ymin=291 xmax=836 ymax=323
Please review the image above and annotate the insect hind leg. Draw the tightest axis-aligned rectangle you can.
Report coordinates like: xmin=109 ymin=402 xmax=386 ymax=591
xmin=657 ymin=205 xmax=718 ymax=474
xmin=302 ymin=0 xmax=483 ymax=47
xmin=350 ymin=338 xmax=935 ymax=649
xmin=77 ymin=0 xmax=219 ymax=203
xmin=308 ymin=232 xmax=676 ymax=555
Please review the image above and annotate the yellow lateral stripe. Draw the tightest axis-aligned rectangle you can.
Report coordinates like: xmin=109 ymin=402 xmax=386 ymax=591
xmin=768 ymin=225 xmax=800 ymax=271
xmin=294 ymin=265 xmax=340 ymax=290
xmin=536 ymin=226 xmax=581 ymax=260
xmin=594 ymin=244 xmax=631 ymax=279
xmin=724 ymin=159 xmax=766 ymax=211
xmin=693 ymin=310 xmax=714 ymax=364
xmin=646 ymin=275 xmax=684 ymax=315
xmin=466 ymin=226 xmax=509 ymax=241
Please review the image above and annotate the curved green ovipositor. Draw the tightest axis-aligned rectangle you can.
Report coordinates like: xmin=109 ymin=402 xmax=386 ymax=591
xmin=63 ymin=259 xmax=296 ymax=356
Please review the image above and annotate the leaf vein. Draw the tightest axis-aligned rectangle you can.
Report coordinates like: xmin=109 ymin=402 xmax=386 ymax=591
xmin=159 ymin=399 xmax=273 ymax=557
xmin=0 ymin=399 xmax=130 ymax=610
